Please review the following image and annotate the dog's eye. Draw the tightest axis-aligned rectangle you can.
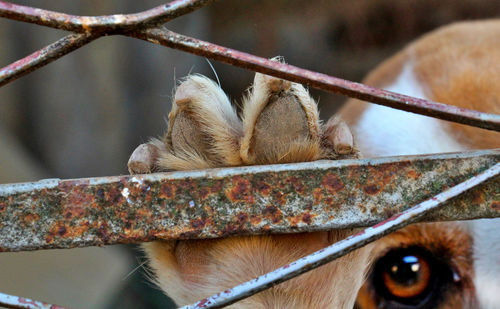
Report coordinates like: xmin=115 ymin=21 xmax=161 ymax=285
xmin=371 ymin=248 xmax=454 ymax=308
xmin=382 ymin=254 xmax=430 ymax=299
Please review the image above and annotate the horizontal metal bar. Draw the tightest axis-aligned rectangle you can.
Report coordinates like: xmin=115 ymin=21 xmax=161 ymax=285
xmin=131 ymin=28 xmax=500 ymax=132
xmin=0 ymin=149 xmax=498 ymax=252
xmin=0 ymin=32 xmax=99 ymax=87
xmin=0 ymin=291 xmax=67 ymax=309
xmin=185 ymin=162 xmax=500 ymax=309
xmin=0 ymin=0 xmax=213 ymax=33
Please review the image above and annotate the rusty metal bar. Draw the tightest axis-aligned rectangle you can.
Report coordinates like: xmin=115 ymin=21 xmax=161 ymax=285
xmin=0 ymin=149 xmax=498 ymax=252
xmin=1 ymin=2 xmax=499 ymax=131
xmin=0 ymin=0 xmax=214 ymax=32
xmin=0 ymin=291 xmax=68 ymax=309
xmin=185 ymin=162 xmax=500 ymax=309
xmin=131 ymin=27 xmax=500 ymax=132
xmin=0 ymin=0 xmax=212 ymax=87
xmin=0 ymin=32 xmax=99 ymax=87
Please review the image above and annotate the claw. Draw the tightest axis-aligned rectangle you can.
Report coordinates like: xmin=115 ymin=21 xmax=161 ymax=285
xmin=331 ymin=121 xmax=354 ymax=154
xmin=127 ymin=143 xmax=159 ymax=174
xmin=323 ymin=117 xmax=354 ymax=155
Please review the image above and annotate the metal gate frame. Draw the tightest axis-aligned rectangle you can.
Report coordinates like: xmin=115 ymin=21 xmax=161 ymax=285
xmin=0 ymin=1 xmax=499 ymax=308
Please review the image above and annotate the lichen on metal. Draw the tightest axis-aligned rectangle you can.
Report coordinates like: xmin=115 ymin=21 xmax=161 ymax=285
xmin=0 ymin=149 xmax=498 ymax=252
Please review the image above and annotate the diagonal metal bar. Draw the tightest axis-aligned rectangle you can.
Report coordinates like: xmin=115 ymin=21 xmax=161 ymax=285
xmin=0 ymin=149 xmax=498 ymax=252
xmin=184 ymin=162 xmax=500 ymax=309
xmin=0 ymin=291 xmax=68 ymax=309
xmin=0 ymin=0 xmax=214 ymax=32
xmin=1 ymin=3 xmax=499 ymax=132
xmin=131 ymin=27 xmax=500 ymax=132
xmin=0 ymin=0 xmax=212 ymax=87
xmin=0 ymin=32 xmax=99 ymax=87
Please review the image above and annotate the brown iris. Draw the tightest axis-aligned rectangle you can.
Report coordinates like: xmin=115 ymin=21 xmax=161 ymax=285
xmin=382 ymin=254 xmax=431 ymax=299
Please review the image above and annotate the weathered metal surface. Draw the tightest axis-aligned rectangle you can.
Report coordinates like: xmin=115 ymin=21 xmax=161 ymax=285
xmin=0 ymin=291 xmax=68 ymax=309
xmin=133 ymin=27 xmax=500 ymax=132
xmin=0 ymin=32 xmax=99 ymax=87
xmin=0 ymin=0 xmax=214 ymax=32
xmin=184 ymin=162 xmax=500 ymax=309
xmin=0 ymin=0 xmax=212 ymax=87
xmin=0 ymin=149 xmax=498 ymax=252
xmin=1 ymin=2 xmax=500 ymax=131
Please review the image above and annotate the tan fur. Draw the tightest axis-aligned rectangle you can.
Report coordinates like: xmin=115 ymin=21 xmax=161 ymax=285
xmin=356 ymin=223 xmax=477 ymax=309
xmin=145 ymin=232 xmax=371 ymax=308
xmin=340 ymin=20 xmax=500 ymax=308
xmin=341 ymin=20 xmax=500 ymax=152
xmin=240 ymin=71 xmax=321 ymax=165
xmin=163 ymin=74 xmax=243 ymax=170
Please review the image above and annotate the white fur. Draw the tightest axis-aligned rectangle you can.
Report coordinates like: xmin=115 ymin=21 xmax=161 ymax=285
xmin=356 ymin=62 xmax=500 ymax=307
xmin=355 ymin=63 xmax=466 ymax=157
xmin=468 ymin=219 xmax=500 ymax=308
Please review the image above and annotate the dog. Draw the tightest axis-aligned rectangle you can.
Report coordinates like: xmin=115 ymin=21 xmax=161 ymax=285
xmin=128 ymin=20 xmax=500 ymax=308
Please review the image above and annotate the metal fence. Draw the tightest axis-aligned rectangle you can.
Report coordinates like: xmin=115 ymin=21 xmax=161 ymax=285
xmin=0 ymin=1 xmax=499 ymax=308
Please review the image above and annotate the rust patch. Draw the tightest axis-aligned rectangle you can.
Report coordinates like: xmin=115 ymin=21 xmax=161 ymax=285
xmin=227 ymin=177 xmax=254 ymax=203
xmin=472 ymin=190 xmax=485 ymax=204
xmin=63 ymin=205 xmax=85 ymax=219
xmin=105 ymin=187 xmax=123 ymax=206
xmin=322 ymin=174 xmax=344 ymax=193
xmin=287 ymin=215 xmax=301 ymax=226
xmin=256 ymin=181 xmax=271 ymax=196
xmin=191 ymin=218 xmax=206 ymax=229
xmin=236 ymin=212 xmax=248 ymax=224
xmin=364 ymin=184 xmax=380 ymax=195
xmin=491 ymin=201 xmax=500 ymax=210
xmin=222 ymin=213 xmax=250 ymax=235
xmin=263 ymin=205 xmax=282 ymax=224
xmin=302 ymin=213 xmax=312 ymax=224
xmin=22 ymin=213 xmax=39 ymax=224
xmin=222 ymin=223 xmax=244 ymax=235
xmin=313 ymin=188 xmax=323 ymax=204
xmin=408 ymin=169 xmax=420 ymax=179
xmin=287 ymin=176 xmax=305 ymax=194
xmin=272 ymin=190 xmax=286 ymax=205
xmin=325 ymin=197 xmax=334 ymax=205
xmin=159 ymin=182 xmax=176 ymax=199
xmin=58 ymin=226 xmax=67 ymax=236
xmin=198 ymin=187 xmax=210 ymax=199
xmin=360 ymin=205 xmax=367 ymax=214
xmin=97 ymin=222 xmax=110 ymax=243
xmin=250 ymin=215 xmax=262 ymax=225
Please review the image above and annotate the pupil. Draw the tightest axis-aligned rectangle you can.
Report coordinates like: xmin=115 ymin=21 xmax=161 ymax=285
xmin=388 ymin=255 xmax=421 ymax=285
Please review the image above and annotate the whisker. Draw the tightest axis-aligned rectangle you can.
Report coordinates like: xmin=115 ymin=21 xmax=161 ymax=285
xmin=205 ymin=58 xmax=221 ymax=87
xmin=122 ymin=260 xmax=148 ymax=281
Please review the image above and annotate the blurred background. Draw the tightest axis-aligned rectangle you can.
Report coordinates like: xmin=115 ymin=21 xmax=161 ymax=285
xmin=1 ymin=0 xmax=500 ymax=308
